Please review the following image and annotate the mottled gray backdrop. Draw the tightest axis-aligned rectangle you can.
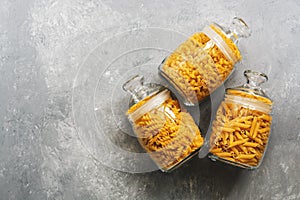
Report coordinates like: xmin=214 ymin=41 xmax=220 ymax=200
xmin=0 ymin=0 xmax=299 ymax=199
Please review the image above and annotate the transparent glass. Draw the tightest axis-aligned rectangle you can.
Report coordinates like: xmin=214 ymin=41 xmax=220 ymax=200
xmin=159 ymin=17 xmax=251 ymax=106
xmin=124 ymin=75 xmax=204 ymax=172
xmin=207 ymin=70 xmax=273 ymax=169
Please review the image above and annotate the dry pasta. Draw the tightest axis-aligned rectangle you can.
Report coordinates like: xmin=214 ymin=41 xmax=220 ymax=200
xmin=209 ymin=94 xmax=272 ymax=167
xmin=128 ymin=93 xmax=204 ymax=170
xmin=161 ymin=25 xmax=241 ymax=103
xmin=226 ymin=89 xmax=272 ymax=105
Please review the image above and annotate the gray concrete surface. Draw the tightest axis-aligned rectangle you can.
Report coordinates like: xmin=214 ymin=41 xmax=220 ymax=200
xmin=0 ymin=0 xmax=299 ymax=199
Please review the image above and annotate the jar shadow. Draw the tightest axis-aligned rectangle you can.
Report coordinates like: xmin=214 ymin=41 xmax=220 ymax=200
xmin=131 ymin=157 xmax=243 ymax=199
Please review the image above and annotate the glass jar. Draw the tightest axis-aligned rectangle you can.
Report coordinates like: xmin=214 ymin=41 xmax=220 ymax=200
xmin=123 ymin=75 xmax=204 ymax=172
xmin=159 ymin=17 xmax=251 ymax=106
xmin=208 ymin=70 xmax=273 ymax=169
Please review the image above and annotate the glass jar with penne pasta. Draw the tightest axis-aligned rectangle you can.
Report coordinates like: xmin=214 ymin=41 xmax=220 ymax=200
xmin=123 ymin=75 xmax=204 ymax=172
xmin=159 ymin=17 xmax=251 ymax=106
xmin=208 ymin=70 xmax=273 ymax=169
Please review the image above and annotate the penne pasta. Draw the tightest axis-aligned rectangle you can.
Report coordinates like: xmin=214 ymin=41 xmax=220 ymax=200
xmin=216 ymin=152 xmax=232 ymax=157
xmin=231 ymin=147 xmax=240 ymax=157
xmin=240 ymin=145 xmax=249 ymax=154
xmin=244 ymin=142 xmax=260 ymax=148
xmin=229 ymin=133 xmax=234 ymax=145
xmin=232 ymin=122 xmax=251 ymax=129
xmin=258 ymin=127 xmax=270 ymax=133
xmin=253 ymin=137 xmax=264 ymax=146
xmin=210 ymin=148 xmax=223 ymax=153
xmin=252 ymin=121 xmax=260 ymax=139
xmin=237 ymin=154 xmax=256 ymax=160
xmin=228 ymin=138 xmax=248 ymax=148
xmin=235 ymin=131 xmax=244 ymax=140
xmin=209 ymin=92 xmax=272 ymax=167
xmin=220 ymin=127 xmax=235 ymax=133
xmin=249 ymin=117 xmax=258 ymax=137
xmin=221 ymin=157 xmax=236 ymax=162
xmin=259 ymin=114 xmax=272 ymax=121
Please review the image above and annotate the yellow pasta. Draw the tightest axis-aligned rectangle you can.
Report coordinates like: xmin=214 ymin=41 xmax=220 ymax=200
xmin=161 ymin=25 xmax=241 ymax=104
xmin=231 ymin=147 xmax=240 ymax=157
xmin=247 ymin=147 xmax=257 ymax=154
xmin=258 ymin=127 xmax=271 ymax=133
xmin=222 ymin=132 xmax=229 ymax=145
xmin=249 ymin=117 xmax=258 ymax=137
xmin=209 ymin=92 xmax=272 ymax=167
xmin=237 ymin=154 xmax=256 ymax=160
xmin=210 ymin=25 xmax=241 ymax=60
xmin=220 ymin=127 xmax=236 ymax=132
xmin=252 ymin=121 xmax=260 ymax=139
xmin=129 ymin=92 xmax=204 ymax=170
xmin=238 ymin=145 xmax=248 ymax=154
xmin=221 ymin=157 xmax=236 ymax=162
xmin=228 ymin=138 xmax=248 ymax=148
xmin=211 ymin=148 xmax=223 ymax=153
xmin=253 ymin=137 xmax=263 ymax=145
xmin=235 ymin=131 xmax=244 ymax=140
xmin=127 ymin=94 xmax=155 ymax=115
xmin=229 ymin=133 xmax=234 ymax=145
xmin=244 ymin=142 xmax=260 ymax=148
xmin=226 ymin=89 xmax=273 ymax=105
xmin=216 ymin=152 xmax=232 ymax=157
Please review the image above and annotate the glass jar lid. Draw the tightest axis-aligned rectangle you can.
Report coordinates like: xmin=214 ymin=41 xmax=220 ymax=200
xmin=226 ymin=70 xmax=273 ymax=113
xmin=202 ymin=17 xmax=251 ymax=63
xmin=227 ymin=70 xmax=272 ymax=103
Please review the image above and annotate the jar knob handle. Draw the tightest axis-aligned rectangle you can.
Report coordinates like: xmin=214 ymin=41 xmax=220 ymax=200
xmin=123 ymin=75 xmax=163 ymax=104
xmin=229 ymin=17 xmax=251 ymax=40
xmin=122 ymin=75 xmax=146 ymax=103
xmin=244 ymin=70 xmax=268 ymax=90
xmin=123 ymin=75 xmax=144 ymax=92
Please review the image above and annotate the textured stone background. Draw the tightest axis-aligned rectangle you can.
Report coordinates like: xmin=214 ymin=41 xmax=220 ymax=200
xmin=0 ymin=0 xmax=299 ymax=199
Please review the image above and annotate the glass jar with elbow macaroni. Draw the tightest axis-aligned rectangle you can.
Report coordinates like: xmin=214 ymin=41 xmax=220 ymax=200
xmin=208 ymin=70 xmax=273 ymax=169
xmin=159 ymin=17 xmax=251 ymax=106
xmin=123 ymin=75 xmax=204 ymax=172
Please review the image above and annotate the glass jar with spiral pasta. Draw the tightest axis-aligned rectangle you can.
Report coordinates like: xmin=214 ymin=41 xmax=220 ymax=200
xmin=159 ymin=17 xmax=251 ymax=106
xmin=123 ymin=75 xmax=204 ymax=172
xmin=208 ymin=70 xmax=273 ymax=169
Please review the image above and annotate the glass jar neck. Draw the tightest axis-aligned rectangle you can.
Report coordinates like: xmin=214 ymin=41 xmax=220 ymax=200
xmin=123 ymin=75 xmax=163 ymax=104
xmin=242 ymin=70 xmax=269 ymax=97
xmin=214 ymin=17 xmax=251 ymax=44
xmin=225 ymin=93 xmax=271 ymax=114
xmin=226 ymin=70 xmax=272 ymax=105
xmin=128 ymin=89 xmax=170 ymax=122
